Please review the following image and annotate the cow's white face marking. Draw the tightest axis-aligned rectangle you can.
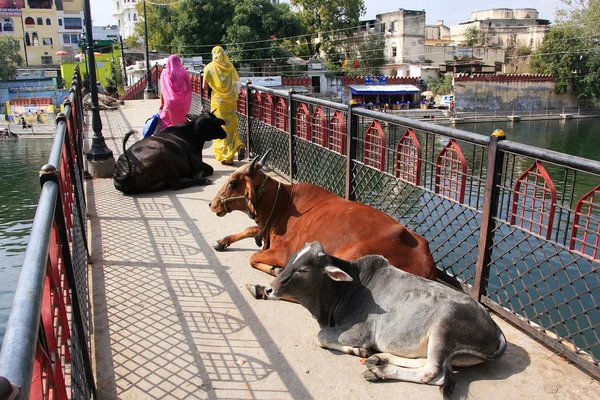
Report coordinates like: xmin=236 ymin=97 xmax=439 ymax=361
xmin=293 ymin=244 xmax=311 ymax=264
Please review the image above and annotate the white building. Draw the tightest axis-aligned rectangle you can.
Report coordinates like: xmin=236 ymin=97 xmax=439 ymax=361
xmin=376 ymin=9 xmax=426 ymax=77
xmin=93 ymin=25 xmax=120 ymax=42
xmin=450 ymin=8 xmax=550 ymax=50
xmin=113 ymin=0 xmax=139 ymax=39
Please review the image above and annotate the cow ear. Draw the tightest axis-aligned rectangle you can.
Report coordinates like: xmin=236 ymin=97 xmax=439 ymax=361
xmin=324 ymin=266 xmax=353 ymax=282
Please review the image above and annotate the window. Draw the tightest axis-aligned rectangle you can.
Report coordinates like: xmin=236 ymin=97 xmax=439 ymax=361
xmin=32 ymin=32 xmax=39 ymax=46
xmin=392 ymin=46 xmax=397 ymax=57
xmin=2 ymin=18 xmax=14 ymax=33
xmin=63 ymin=17 xmax=82 ymax=30
xmin=41 ymin=56 xmax=53 ymax=65
xmin=63 ymin=33 xmax=71 ymax=44
xmin=25 ymin=17 xmax=35 ymax=25
xmin=25 ymin=32 xmax=30 ymax=46
xmin=390 ymin=21 xmax=396 ymax=32
xmin=29 ymin=0 xmax=54 ymax=9
xmin=46 ymin=18 xmax=51 ymax=25
xmin=128 ymin=13 xmax=131 ymax=21
xmin=43 ymin=37 xmax=52 ymax=46
xmin=133 ymin=13 xmax=137 ymax=21
xmin=37 ymin=17 xmax=43 ymax=25
xmin=58 ymin=19 xmax=62 ymax=26
xmin=70 ymin=34 xmax=78 ymax=43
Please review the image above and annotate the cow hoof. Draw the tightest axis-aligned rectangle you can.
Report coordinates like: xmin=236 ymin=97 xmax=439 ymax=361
xmin=245 ymin=284 xmax=265 ymax=299
xmin=363 ymin=354 xmax=386 ymax=367
xmin=212 ymin=241 xmax=228 ymax=251
xmin=362 ymin=368 xmax=385 ymax=382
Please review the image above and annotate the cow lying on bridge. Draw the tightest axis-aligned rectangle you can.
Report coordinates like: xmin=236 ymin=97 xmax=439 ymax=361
xmin=264 ymin=241 xmax=507 ymax=396
xmin=114 ymin=111 xmax=227 ymax=195
xmin=209 ymin=150 xmax=438 ymax=297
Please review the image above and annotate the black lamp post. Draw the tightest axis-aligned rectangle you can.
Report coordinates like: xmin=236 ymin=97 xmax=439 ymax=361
xmin=83 ymin=0 xmax=115 ymax=177
xmin=143 ymin=0 xmax=155 ymax=99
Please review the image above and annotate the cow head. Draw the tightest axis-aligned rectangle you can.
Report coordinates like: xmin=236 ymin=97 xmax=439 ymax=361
xmin=264 ymin=242 xmax=353 ymax=301
xmin=209 ymin=150 xmax=271 ymax=218
xmin=186 ymin=111 xmax=227 ymax=148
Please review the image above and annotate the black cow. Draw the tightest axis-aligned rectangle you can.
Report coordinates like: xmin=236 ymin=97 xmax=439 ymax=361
xmin=264 ymin=242 xmax=507 ymax=397
xmin=113 ymin=112 xmax=227 ymax=194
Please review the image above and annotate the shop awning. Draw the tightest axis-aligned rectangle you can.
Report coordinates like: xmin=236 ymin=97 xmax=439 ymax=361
xmin=348 ymin=84 xmax=420 ymax=95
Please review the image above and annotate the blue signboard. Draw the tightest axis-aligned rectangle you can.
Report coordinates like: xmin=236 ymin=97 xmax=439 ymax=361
xmin=364 ymin=76 xmax=387 ymax=85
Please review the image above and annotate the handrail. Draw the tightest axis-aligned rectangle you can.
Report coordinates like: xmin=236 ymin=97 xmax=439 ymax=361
xmin=0 ymin=182 xmax=57 ymax=398
xmin=0 ymin=66 xmax=96 ymax=399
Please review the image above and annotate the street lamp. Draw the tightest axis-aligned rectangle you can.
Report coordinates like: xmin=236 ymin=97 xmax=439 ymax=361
xmin=83 ymin=0 xmax=115 ymax=177
xmin=143 ymin=0 xmax=155 ymax=99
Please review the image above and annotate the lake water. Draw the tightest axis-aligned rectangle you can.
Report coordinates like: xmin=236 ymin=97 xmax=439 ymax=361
xmin=0 ymin=138 xmax=54 ymax=350
xmin=0 ymin=117 xmax=599 ymax=349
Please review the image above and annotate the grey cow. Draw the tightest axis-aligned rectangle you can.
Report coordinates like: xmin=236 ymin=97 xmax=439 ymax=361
xmin=264 ymin=242 xmax=507 ymax=397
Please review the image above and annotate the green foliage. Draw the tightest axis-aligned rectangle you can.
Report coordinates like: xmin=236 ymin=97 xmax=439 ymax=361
xmin=223 ymin=0 xmax=307 ymax=67
xmin=463 ymin=27 xmax=484 ymax=47
xmin=173 ymin=0 xmax=235 ymax=56
xmin=530 ymin=23 xmax=599 ymax=100
xmin=290 ymin=0 xmax=365 ymax=55
xmin=134 ymin=0 xmax=178 ymax=53
xmin=427 ymin=74 xmax=453 ymax=95
xmin=342 ymin=33 xmax=385 ymax=77
xmin=515 ymin=45 xmax=533 ymax=56
xmin=0 ymin=37 xmax=24 ymax=81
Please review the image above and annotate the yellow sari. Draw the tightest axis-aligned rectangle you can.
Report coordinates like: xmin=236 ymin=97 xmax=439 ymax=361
xmin=204 ymin=46 xmax=245 ymax=163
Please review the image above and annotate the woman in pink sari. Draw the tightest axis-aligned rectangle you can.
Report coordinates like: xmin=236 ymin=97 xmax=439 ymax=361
xmin=159 ymin=55 xmax=192 ymax=128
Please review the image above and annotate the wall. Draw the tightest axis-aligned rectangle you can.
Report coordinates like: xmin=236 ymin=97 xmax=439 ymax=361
xmin=453 ymin=74 xmax=579 ymax=111
xmin=378 ymin=9 xmax=426 ymax=65
xmin=425 ymin=46 xmax=505 ymax=66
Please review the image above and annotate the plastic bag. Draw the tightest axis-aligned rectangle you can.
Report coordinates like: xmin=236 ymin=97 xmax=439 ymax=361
xmin=142 ymin=113 xmax=162 ymax=138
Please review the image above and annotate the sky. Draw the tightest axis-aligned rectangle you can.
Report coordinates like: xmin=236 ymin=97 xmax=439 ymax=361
xmin=90 ymin=0 xmax=565 ymax=27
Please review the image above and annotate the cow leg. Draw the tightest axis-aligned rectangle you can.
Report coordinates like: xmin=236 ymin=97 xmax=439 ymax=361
xmin=249 ymin=249 xmax=288 ymax=275
xmin=189 ymin=154 xmax=214 ymax=176
xmin=317 ymin=327 xmax=373 ymax=358
xmin=213 ymin=226 xmax=261 ymax=251
xmin=362 ymin=333 xmax=454 ymax=394
xmin=364 ymin=353 xmax=427 ymax=368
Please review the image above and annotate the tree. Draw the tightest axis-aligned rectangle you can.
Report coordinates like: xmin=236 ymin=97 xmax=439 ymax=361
xmin=463 ymin=27 xmax=484 ymax=47
xmin=134 ymin=0 xmax=178 ymax=53
xmin=530 ymin=1 xmax=600 ymax=102
xmin=342 ymin=33 xmax=386 ymax=77
xmin=290 ymin=0 xmax=365 ymax=55
xmin=173 ymin=0 xmax=236 ymax=56
xmin=0 ymin=37 xmax=24 ymax=81
xmin=223 ymin=0 xmax=307 ymax=69
xmin=427 ymin=74 xmax=453 ymax=95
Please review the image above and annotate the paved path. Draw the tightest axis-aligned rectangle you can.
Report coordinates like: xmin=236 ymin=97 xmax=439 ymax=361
xmin=87 ymin=100 xmax=600 ymax=399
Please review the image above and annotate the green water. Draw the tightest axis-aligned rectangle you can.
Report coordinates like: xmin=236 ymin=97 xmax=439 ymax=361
xmin=0 ymin=139 xmax=54 ymax=350
xmin=462 ymin=118 xmax=600 ymax=162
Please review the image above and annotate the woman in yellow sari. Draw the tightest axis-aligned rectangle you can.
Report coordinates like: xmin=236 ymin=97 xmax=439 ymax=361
xmin=203 ymin=46 xmax=246 ymax=165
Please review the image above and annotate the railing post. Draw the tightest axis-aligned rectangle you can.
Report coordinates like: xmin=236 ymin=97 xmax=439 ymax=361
xmin=288 ymin=89 xmax=297 ymax=183
xmin=345 ymin=100 xmax=358 ymax=201
xmin=473 ymin=129 xmax=506 ymax=301
xmin=42 ymin=160 xmax=97 ymax=399
xmin=245 ymin=81 xmax=252 ymax=156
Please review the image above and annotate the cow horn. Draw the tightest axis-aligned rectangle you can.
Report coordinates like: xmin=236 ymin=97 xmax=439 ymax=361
xmin=317 ymin=252 xmax=326 ymax=257
xmin=257 ymin=149 xmax=272 ymax=169
xmin=247 ymin=155 xmax=259 ymax=174
xmin=210 ymin=109 xmax=217 ymax=114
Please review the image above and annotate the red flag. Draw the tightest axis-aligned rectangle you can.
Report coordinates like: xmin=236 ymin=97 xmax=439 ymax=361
xmin=352 ymin=59 xmax=359 ymax=68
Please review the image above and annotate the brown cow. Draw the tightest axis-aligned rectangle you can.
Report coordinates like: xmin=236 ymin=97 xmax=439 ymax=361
xmin=208 ymin=151 xmax=438 ymax=297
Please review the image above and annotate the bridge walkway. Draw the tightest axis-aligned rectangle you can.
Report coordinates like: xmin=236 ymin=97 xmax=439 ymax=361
xmin=86 ymin=99 xmax=599 ymax=399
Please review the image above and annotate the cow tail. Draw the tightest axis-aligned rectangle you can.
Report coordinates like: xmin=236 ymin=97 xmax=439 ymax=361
xmin=439 ymin=329 xmax=506 ymax=398
xmin=121 ymin=130 xmax=135 ymax=177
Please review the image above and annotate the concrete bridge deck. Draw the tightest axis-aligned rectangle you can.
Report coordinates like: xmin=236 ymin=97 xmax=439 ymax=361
xmin=87 ymin=99 xmax=600 ymax=399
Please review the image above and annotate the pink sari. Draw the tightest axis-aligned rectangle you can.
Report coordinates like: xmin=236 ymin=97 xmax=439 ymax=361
xmin=160 ymin=55 xmax=192 ymax=128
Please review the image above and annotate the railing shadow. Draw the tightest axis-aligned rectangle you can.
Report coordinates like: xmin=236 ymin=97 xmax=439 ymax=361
xmin=88 ymin=178 xmax=311 ymax=399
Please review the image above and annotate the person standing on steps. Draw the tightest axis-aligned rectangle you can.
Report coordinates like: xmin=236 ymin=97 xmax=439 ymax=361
xmin=202 ymin=46 xmax=246 ymax=165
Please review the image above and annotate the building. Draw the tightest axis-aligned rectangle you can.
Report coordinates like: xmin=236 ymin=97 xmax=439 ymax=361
xmin=425 ymin=20 xmax=451 ymax=46
xmin=450 ymin=8 xmax=549 ymax=51
xmin=113 ymin=0 xmax=138 ymax=39
xmin=93 ymin=25 xmax=120 ymax=42
xmin=376 ymin=9 xmax=426 ymax=76
xmin=0 ymin=0 xmax=84 ymax=66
